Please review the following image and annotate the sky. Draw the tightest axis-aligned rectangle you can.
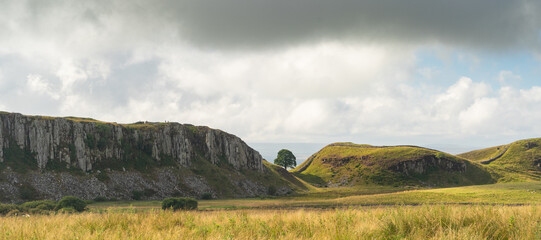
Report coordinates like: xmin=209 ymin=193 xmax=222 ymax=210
xmin=1 ymin=0 xmax=541 ymax=161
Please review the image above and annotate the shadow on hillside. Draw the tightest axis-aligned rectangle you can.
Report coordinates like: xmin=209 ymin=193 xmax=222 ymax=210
xmin=293 ymin=172 xmax=326 ymax=187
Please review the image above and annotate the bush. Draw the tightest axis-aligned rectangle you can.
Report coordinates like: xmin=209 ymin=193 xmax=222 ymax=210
xmin=20 ymin=200 xmax=56 ymax=211
xmin=161 ymin=197 xmax=198 ymax=211
xmin=201 ymin=193 xmax=213 ymax=200
xmin=132 ymin=190 xmax=143 ymax=200
xmin=267 ymin=186 xmax=277 ymax=196
xmin=0 ymin=204 xmax=19 ymax=215
xmin=93 ymin=196 xmax=108 ymax=202
xmin=96 ymin=171 xmax=110 ymax=182
xmin=19 ymin=183 xmax=39 ymax=200
xmin=56 ymin=196 xmax=86 ymax=212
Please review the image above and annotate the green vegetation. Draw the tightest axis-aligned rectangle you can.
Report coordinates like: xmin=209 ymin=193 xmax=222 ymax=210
xmin=292 ymin=142 xmax=494 ymax=187
xmin=81 ymin=182 xmax=541 ymax=211
xmin=201 ymin=193 xmax=213 ymax=200
xmin=1 ymin=144 xmax=38 ymax=174
xmin=274 ymin=149 xmax=297 ymax=169
xmin=55 ymin=196 xmax=87 ymax=212
xmin=161 ymin=197 xmax=198 ymax=211
xmin=459 ymin=138 xmax=541 ymax=182
xmin=19 ymin=183 xmax=39 ymax=200
xmin=12 ymin=181 xmax=530 ymax=239
xmin=131 ymin=189 xmax=156 ymax=200
xmin=0 ymin=197 xmax=87 ymax=216
xmin=458 ymin=144 xmax=509 ymax=162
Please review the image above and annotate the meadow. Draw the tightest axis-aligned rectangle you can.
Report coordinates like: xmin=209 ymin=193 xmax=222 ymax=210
xmin=1 ymin=205 xmax=540 ymax=239
xmin=87 ymin=181 xmax=541 ymax=211
xmin=1 ymin=182 xmax=541 ymax=239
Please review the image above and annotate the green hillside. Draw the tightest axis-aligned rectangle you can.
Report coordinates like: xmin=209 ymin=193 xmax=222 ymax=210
xmin=292 ymin=143 xmax=494 ymax=187
xmin=457 ymin=144 xmax=509 ymax=162
xmin=459 ymin=138 xmax=541 ymax=182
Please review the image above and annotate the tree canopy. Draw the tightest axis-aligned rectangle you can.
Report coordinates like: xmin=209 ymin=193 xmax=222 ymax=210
xmin=274 ymin=149 xmax=296 ymax=169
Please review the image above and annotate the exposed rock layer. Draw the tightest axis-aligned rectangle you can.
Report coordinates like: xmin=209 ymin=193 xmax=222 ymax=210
xmin=0 ymin=112 xmax=292 ymax=202
xmin=388 ymin=155 xmax=466 ymax=175
xmin=0 ymin=112 xmax=263 ymax=172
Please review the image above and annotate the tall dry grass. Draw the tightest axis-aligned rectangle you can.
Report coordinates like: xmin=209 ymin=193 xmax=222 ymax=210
xmin=0 ymin=205 xmax=540 ymax=239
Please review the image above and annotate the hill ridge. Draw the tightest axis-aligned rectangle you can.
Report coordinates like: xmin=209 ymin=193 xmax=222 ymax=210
xmin=293 ymin=142 xmax=494 ymax=187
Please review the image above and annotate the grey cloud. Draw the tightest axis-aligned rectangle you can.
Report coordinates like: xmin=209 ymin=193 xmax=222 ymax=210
xmin=5 ymin=0 xmax=540 ymax=52
xmin=161 ymin=0 xmax=541 ymax=50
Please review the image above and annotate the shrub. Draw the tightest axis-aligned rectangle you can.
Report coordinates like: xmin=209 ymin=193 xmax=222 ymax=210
xmin=19 ymin=183 xmax=39 ymax=200
xmin=161 ymin=197 xmax=198 ymax=211
xmin=201 ymin=193 xmax=213 ymax=200
xmin=56 ymin=196 xmax=86 ymax=212
xmin=267 ymin=186 xmax=277 ymax=196
xmin=132 ymin=190 xmax=143 ymax=200
xmin=0 ymin=204 xmax=18 ymax=215
xmin=435 ymin=152 xmax=446 ymax=159
xmin=93 ymin=196 xmax=108 ymax=202
xmin=96 ymin=171 xmax=110 ymax=182
xmin=20 ymin=200 xmax=56 ymax=211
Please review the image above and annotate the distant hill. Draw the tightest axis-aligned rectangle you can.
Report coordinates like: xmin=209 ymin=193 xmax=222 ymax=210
xmin=292 ymin=142 xmax=494 ymax=187
xmin=0 ymin=111 xmax=307 ymax=202
xmin=457 ymin=144 xmax=510 ymax=163
xmin=458 ymin=138 xmax=541 ymax=181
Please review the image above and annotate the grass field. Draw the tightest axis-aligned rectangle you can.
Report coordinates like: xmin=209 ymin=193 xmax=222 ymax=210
xmin=2 ymin=182 xmax=541 ymax=239
xmin=1 ymin=205 xmax=540 ymax=239
xmin=86 ymin=181 xmax=541 ymax=212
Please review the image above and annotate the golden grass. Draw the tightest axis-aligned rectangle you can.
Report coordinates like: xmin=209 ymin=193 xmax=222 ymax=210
xmin=1 ymin=205 xmax=540 ymax=239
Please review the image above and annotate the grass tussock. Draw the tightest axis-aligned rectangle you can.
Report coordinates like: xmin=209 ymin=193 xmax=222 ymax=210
xmin=0 ymin=205 xmax=540 ymax=239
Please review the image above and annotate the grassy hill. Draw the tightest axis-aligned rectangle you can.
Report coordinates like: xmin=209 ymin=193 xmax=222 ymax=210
xmin=292 ymin=143 xmax=494 ymax=187
xmin=459 ymin=138 xmax=541 ymax=182
xmin=457 ymin=144 xmax=509 ymax=163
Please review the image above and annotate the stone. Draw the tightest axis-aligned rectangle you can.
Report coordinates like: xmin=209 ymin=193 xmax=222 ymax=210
xmin=0 ymin=112 xmax=264 ymax=172
xmin=0 ymin=112 xmax=290 ymax=202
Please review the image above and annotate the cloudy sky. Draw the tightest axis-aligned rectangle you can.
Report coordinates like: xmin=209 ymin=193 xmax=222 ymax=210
xmin=1 ymin=0 xmax=541 ymax=159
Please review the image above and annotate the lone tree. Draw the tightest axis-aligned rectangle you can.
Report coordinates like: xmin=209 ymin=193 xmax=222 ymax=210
xmin=274 ymin=149 xmax=296 ymax=169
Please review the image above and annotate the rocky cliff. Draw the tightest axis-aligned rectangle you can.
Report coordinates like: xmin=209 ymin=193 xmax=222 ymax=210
xmin=0 ymin=112 xmax=299 ymax=202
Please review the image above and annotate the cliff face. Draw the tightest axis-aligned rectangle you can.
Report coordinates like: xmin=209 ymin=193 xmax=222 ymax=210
xmin=0 ymin=112 xmax=293 ymax=202
xmin=0 ymin=112 xmax=263 ymax=172
xmin=387 ymin=155 xmax=466 ymax=175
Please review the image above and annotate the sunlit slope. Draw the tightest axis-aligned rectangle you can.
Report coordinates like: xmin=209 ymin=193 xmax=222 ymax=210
xmin=292 ymin=143 xmax=494 ymax=187
xmin=457 ymin=144 xmax=509 ymax=163
xmin=460 ymin=138 xmax=541 ymax=181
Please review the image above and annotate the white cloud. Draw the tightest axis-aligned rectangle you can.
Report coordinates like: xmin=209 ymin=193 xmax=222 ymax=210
xmin=498 ymin=70 xmax=522 ymax=85
xmin=1 ymin=1 xmax=541 ymax=149
xmin=458 ymin=98 xmax=499 ymax=132
xmin=26 ymin=74 xmax=60 ymax=100
xmin=433 ymin=77 xmax=491 ymax=120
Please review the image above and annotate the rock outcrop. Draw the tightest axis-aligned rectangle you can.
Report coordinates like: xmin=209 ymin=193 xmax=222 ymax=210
xmin=0 ymin=112 xmax=294 ymax=202
xmin=0 ymin=112 xmax=263 ymax=172
xmin=388 ymin=155 xmax=466 ymax=175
